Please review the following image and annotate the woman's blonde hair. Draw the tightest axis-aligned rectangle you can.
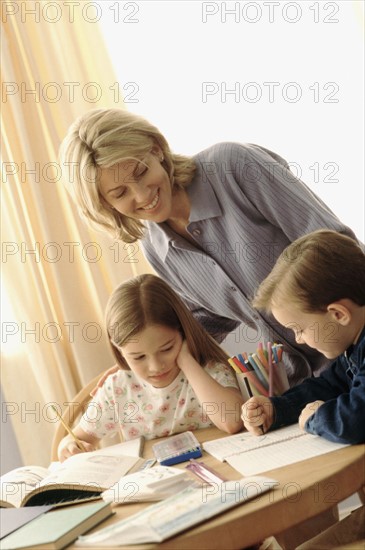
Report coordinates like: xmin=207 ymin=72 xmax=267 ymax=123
xmin=106 ymin=274 xmax=229 ymax=369
xmin=253 ymin=230 xmax=365 ymax=313
xmin=59 ymin=108 xmax=196 ymax=243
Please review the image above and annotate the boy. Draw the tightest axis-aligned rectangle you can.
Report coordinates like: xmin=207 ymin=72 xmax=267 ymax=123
xmin=241 ymin=229 xmax=364 ymax=444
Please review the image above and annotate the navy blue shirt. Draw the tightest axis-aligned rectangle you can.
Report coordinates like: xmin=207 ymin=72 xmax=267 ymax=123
xmin=271 ymin=326 xmax=365 ymax=444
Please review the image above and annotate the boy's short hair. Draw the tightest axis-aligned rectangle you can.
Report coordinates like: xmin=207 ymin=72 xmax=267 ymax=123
xmin=253 ymin=230 xmax=365 ymax=313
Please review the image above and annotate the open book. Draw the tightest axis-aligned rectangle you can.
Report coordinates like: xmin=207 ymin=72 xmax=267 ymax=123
xmin=203 ymin=425 xmax=349 ymax=476
xmin=0 ymin=438 xmax=144 ymax=508
xmin=76 ymin=476 xmax=278 ymax=546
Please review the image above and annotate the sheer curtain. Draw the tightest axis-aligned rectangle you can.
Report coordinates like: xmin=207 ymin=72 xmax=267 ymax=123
xmin=1 ymin=2 xmax=152 ymax=466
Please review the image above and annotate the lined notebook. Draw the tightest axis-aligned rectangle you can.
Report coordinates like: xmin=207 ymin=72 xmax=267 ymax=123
xmin=203 ymin=425 xmax=349 ymax=476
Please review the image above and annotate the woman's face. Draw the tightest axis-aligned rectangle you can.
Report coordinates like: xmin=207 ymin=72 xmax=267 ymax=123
xmin=99 ymin=150 xmax=173 ymax=223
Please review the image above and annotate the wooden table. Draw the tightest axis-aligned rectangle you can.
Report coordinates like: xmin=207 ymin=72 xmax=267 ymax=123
xmin=68 ymin=427 xmax=365 ymax=549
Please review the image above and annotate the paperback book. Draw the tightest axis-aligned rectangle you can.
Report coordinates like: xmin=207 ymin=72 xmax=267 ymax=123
xmin=0 ymin=439 xmax=144 ymax=508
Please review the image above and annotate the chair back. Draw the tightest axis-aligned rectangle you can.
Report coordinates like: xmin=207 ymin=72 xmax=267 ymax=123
xmin=50 ymin=372 xmax=104 ymax=461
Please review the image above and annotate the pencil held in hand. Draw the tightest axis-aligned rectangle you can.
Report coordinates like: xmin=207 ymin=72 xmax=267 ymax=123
xmin=51 ymin=405 xmax=87 ymax=452
xmin=241 ymin=397 xmax=271 ymax=436
xmin=242 ymin=379 xmax=265 ymax=435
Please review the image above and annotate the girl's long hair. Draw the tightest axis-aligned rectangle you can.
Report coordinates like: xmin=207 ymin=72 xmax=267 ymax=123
xmin=106 ymin=274 xmax=229 ymax=369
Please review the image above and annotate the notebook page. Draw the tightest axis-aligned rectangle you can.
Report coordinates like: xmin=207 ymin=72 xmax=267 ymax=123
xmin=203 ymin=425 xmax=305 ymax=461
xmin=226 ymin=434 xmax=349 ymax=476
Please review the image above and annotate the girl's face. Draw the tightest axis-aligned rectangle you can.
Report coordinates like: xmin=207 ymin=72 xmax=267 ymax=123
xmin=99 ymin=150 xmax=173 ymax=223
xmin=120 ymin=324 xmax=183 ymax=388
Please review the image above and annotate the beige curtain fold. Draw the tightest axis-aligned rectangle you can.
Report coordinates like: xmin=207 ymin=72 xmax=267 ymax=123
xmin=1 ymin=2 xmax=152 ymax=466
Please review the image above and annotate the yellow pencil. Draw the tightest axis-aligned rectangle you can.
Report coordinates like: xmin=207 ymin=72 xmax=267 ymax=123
xmin=51 ymin=405 xmax=87 ymax=452
xmin=228 ymin=357 xmax=242 ymax=374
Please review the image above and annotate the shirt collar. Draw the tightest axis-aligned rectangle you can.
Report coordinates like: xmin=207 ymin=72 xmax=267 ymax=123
xmin=186 ymin=170 xmax=222 ymax=222
xmin=145 ymin=168 xmax=222 ymax=259
xmin=344 ymin=324 xmax=365 ymax=362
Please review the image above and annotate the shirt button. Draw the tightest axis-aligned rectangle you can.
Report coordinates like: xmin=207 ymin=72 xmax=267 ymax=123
xmin=230 ymin=286 xmax=237 ymax=291
xmin=192 ymin=229 xmax=201 ymax=236
xmin=211 ymin=261 xmax=216 ymax=266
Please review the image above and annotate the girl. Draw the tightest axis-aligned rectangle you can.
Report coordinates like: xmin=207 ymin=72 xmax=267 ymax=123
xmin=58 ymin=274 xmax=243 ymax=461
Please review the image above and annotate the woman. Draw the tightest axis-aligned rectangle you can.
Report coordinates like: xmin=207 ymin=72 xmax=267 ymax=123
xmin=59 ymin=108 xmax=357 ymax=386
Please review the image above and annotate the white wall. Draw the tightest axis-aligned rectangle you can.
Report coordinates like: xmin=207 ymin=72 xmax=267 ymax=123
xmin=99 ymin=0 xmax=364 ymax=241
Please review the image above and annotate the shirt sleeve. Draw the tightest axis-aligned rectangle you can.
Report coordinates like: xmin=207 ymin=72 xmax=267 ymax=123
xmin=181 ymin=296 xmax=241 ymax=343
xmin=270 ymin=359 xmax=344 ymax=428
xmin=205 ymin=361 xmax=240 ymax=389
xmin=271 ymin=357 xmax=365 ymax=444
xmin=78 ymin=376 xmax=120 ymax=439
xmin=230 ymin=142 xmax=358 ymax=243
xmin=304 ymin=358 xmax=365 ymax=444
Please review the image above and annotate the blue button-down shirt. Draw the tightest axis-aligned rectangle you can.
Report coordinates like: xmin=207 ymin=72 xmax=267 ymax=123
xmin=141 ymin=142 xmax=358 ymax=386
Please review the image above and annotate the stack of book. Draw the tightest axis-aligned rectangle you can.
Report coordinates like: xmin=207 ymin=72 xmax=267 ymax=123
xmin=228 ymin=342 xmax=289 ymax=398
xmin=0 ymin=501 xmax=114 ymax=550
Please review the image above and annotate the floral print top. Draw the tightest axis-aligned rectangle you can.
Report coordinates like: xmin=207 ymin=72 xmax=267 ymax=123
xmin=79 ymin=362 xmax=238 ymax=441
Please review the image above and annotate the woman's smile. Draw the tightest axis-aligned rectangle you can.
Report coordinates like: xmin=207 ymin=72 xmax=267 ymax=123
xmin=139 ymin=189 xmax=160 ymax=212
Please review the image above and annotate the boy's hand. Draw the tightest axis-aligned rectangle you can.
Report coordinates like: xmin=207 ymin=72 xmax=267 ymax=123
xmin=299 ymin=400 xmax=324 ymax=430
xmin=241 ymin=396 xmax=274 ymax=435
xmin=58 ymin=440 xmax=96 ymax=462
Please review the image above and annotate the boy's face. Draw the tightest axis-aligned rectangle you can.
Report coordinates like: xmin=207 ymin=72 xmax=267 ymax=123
xmin=271 ymin=306 xmax=349 ymax=359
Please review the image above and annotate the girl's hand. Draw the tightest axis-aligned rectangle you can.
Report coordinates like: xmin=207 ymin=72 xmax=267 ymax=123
xmin=241 ymin=396 xmax=274 ymax=435
xmin=58 ymin=439 xmax=96 ymax=462
xmin=176 ymin=340 xmax=193 ymax=372
xmin=299 ymin=400 xmax=324 ymax=430
xmin=90 ymin=365 xmax=121 ymax=397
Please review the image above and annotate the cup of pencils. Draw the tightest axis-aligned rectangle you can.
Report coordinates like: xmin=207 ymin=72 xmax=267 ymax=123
xmin=228 ymin=342 xmax=289 ymax=401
